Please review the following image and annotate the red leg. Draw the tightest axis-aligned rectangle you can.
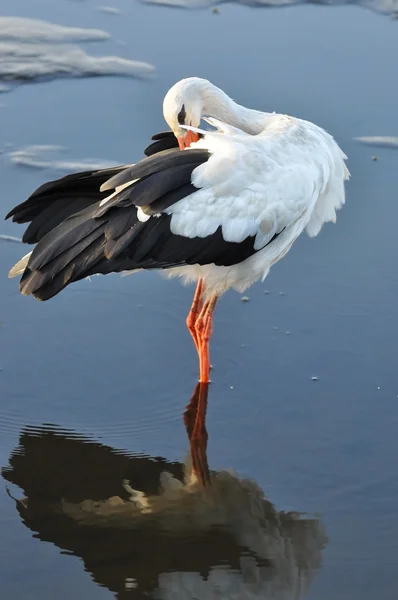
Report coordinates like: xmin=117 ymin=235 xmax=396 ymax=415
xmin=195 ymin=295 xmax=218 ymax=384
xmin=186 ymin=279 xmax=205 ymax=353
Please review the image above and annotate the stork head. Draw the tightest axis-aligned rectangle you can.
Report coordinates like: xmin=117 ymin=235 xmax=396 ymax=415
xmin=162 ymin=77 xmax=207 ymax=149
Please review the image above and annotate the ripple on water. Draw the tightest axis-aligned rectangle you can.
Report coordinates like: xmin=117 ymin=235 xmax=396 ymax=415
xmin=0 ymin=400 xmax=182 ymax=446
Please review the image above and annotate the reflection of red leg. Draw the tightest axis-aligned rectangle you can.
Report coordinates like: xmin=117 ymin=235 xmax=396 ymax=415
xmin=186 ymin=279 xmax=204 ymax=353
xmin=183 ymin=383 xmax=200 ymax=440
xmin=183 ymin=382 xmax=210 ymax=486
xmin=196 ymin=296 xmax=218 ymax=384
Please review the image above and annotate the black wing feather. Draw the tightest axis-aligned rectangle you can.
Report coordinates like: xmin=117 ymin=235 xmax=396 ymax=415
xmin=28 ymin=205 xmax=104 ymax=271
xmin=26 ymin=166 xmax=126 ymax=202
xmin=20 ymin=227 xmax=106 ymax=296
xmin=100 ymin=148 xmax=208 ymax=192
xmin=104 ymin=224 xmax=144 ymax=261
xmin=150 ymin=131 xmax=175 ymax=141
xmin=25 ymin=237 xmax=107 ymax=301
xmin=144 ymin=136 xmax=179 ymax=157
xmin=104 ymin=207 xmax=138 ymax=240
xmin=147 ymin=183 xmax=197 ymax=214
xmin=124 ymin=163 xmax=205 ymax=208
xmin=22 ymin=195 xmax=101 ymax=244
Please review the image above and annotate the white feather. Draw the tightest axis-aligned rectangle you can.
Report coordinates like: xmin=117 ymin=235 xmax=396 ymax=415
xmin=137 ymin=207 xmax=151 ymax=222
xmin=99 ymin=179 xmax=137 ymax=207
xmin=8 ymin=251 xmax=32 ymax=278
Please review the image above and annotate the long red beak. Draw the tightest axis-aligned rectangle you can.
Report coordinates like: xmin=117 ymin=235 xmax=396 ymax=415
xmin=178 ymin=130 xmax=200 ymax=150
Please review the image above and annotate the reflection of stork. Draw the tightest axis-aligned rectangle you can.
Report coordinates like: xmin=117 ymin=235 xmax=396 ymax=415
xmin=3 ymin=384 xmax=327 ymax=600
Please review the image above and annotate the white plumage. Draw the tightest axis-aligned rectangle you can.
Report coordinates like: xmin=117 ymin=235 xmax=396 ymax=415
xmin=161 ymin=90 xmax=349 ymax=297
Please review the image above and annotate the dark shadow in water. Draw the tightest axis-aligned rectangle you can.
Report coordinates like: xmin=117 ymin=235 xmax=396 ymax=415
xmin=2 ymin=383 xmax=327 ymax=600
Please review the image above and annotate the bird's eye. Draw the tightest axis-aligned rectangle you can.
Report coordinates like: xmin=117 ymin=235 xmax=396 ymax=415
xmin=177 ymin=104 xmax=186 ymax=126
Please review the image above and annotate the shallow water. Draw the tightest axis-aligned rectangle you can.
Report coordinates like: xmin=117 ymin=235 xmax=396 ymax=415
xmin=1 ymin=1 xmax=398 ymax=599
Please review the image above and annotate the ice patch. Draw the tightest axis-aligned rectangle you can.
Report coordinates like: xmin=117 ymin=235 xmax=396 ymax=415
xmin=8 ymin=145 xmax=119 ymax=172
xmin=355 ymin=136 xmax=398 ymax=149
xmin=96 ymin=6 xmax=122 ymax=14
xmin=0 ymin=234 xmax=23 ymax=243
xmin=0 ymin=17 xmax=110 ymax=43
xmin=0 ymin=43 xmax=154 ymax=83
xmin=0 ymin=17 xmax=155 ymax=89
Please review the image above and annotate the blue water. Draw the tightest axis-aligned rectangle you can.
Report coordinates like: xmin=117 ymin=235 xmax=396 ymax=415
xmin=1 ymin=1 xmax=398 ymax=599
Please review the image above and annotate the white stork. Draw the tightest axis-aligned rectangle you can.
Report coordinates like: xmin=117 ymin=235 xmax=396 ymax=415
xmin=6 ymin=77 xmax=349 ymax=383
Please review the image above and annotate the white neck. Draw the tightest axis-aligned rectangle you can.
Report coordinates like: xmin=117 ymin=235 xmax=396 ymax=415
xmin=200 ymin=81 xmax=272 ymax=135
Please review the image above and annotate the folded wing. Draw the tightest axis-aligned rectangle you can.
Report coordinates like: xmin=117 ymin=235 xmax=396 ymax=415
xmin=6 ymin=118 xmax=347 ymax=301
